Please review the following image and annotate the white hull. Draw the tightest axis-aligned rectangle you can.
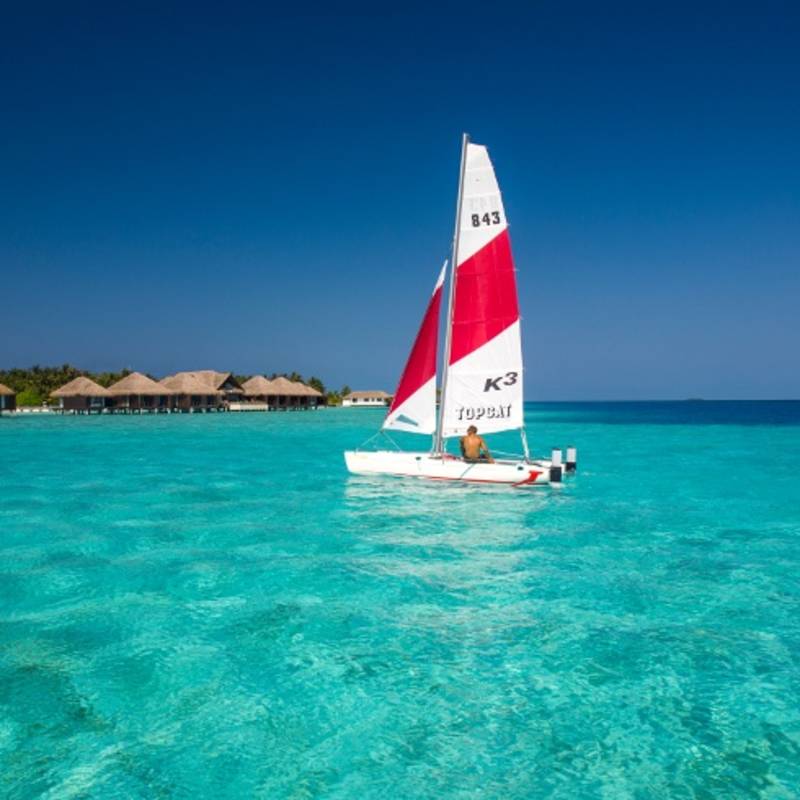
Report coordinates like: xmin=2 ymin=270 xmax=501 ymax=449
xmin=344 ymin=450 xmax=557 ymax=487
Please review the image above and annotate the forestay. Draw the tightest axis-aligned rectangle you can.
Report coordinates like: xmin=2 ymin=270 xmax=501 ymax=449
xmin=441 ymin=143 xmax=523 ymax=437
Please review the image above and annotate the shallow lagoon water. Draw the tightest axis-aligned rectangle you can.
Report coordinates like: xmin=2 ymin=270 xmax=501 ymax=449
xmin=1 ymin=403 xmax=799 ymax=798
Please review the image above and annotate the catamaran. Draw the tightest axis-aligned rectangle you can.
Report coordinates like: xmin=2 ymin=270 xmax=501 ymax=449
xmin=344 ymin=134 xmax=576 ymax=487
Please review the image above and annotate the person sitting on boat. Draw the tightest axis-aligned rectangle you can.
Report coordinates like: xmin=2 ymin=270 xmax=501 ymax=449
xmin=460 ymin=426 xmax=494 ymax=463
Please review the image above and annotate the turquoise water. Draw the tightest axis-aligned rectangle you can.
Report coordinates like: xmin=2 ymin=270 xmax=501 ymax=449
xmin=1 ymin=403 xmax=799 ymax=798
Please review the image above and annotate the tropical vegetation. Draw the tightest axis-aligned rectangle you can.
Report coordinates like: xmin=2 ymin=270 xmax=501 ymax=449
xmin=0 ymin=365 xmax=352 ymax=407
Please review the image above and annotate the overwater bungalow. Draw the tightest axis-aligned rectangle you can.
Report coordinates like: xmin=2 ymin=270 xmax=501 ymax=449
xmin=159 ymin=373 xmax=223 ymax=412
xmin=240 ymin=375 xmax=277 ymax=410
xmin=294 ymin=381 xmax=324 ymax=408
xmin=192 ymin=371 xmax=244 ymax=404
xmin=160 ymin=371 xmax=243 ymax=411
xmin=269 ymin=376 xmax=317 ymax=410
xmin=108 ymin=372 xmax=174 ymax=413
xmin=237 ymin=376 xmax=324 ymax=411
xmin=51 ymin=376 xmax=112 ymax=413
xmin=0 ymin=382 xmax=16 ymax=414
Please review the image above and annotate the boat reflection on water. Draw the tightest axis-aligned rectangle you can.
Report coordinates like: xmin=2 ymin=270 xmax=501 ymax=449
xmin=336 ymin=476 xmax=568 ymax=647
xmin=340 ymin=472 xmax=558 ymax=548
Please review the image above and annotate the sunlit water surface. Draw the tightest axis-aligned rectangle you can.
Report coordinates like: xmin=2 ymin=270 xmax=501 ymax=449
xmin=1 ymin=402 xmax=799 ymax=798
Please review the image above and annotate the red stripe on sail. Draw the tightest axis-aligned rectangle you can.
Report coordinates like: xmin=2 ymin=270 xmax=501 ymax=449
xmin=449 ymin=228 xmax=520 ymax=365
xmin=388 ymin=282 xmax=444 ymax=414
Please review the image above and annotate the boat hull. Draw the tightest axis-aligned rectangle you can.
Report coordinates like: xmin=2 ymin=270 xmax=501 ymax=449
xmin=344 ymin=450 xmax=554 ymax=486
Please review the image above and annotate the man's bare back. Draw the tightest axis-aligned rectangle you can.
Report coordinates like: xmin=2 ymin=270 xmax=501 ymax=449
xmin=460 ymin=426 xmax=494 ymax=463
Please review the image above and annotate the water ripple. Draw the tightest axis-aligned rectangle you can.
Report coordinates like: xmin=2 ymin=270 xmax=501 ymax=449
xmin=1 ymin=407 xmax=799 ymax=797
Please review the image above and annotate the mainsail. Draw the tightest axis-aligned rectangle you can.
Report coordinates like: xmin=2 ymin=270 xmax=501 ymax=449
xmin=383 ymin=262 xmax=447 ymax=434
xmin=440 ymin=142 xmax=523 ymax=438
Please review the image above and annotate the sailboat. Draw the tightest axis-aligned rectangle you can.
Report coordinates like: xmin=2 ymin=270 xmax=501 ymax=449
xmin=344 ymin=134 xmax=576 ymax=487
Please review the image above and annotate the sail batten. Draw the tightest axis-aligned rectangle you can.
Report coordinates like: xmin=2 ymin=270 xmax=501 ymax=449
xmin=382 ymin=262 xmax=447 ymax=435
xmin=440 ymin=142 xmax=524 ymax=437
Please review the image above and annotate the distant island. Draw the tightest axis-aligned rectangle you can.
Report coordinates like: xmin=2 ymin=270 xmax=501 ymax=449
xmin=0 ymin=365 xmax=353 ymax=408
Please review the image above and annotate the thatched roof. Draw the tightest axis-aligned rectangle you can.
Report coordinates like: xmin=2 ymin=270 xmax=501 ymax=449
xmin=293 ymin=381 xmax=323 ymax=397
xmin=51 ymin=376 xmax=112 ymax=398
xmin=191 ymin=370 xmax=241 ymax=390
xmin=242 ymin=375 xmax=278 ymax=397
xmin=345 ymin=390 xmax=391 ymax=400
xmin=0 ymin=382 xmax=14 ymax=396
xmin=160 ymin=373 xmax=223 ymax=395
xmin=108 ymin=372 xmax=174 ymax=396
xmin=242 ymin=376 xmax=322 ymax=398
xmin=162 ymin=370 xmax=241 ymax=392
xmin=269 ymin=376 xmax=309 ymax=397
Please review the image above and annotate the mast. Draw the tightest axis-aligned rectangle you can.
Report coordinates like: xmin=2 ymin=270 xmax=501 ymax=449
xmin=434 ymin=132 xmax=469 ymax=456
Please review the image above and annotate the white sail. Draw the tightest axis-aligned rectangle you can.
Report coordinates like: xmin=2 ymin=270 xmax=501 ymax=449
xmin=440 ymin=142 xmax=523 ymax=438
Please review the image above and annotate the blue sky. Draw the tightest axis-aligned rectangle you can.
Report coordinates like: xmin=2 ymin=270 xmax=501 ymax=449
xmin=2 ymin=2 xmax=798 ymax=398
